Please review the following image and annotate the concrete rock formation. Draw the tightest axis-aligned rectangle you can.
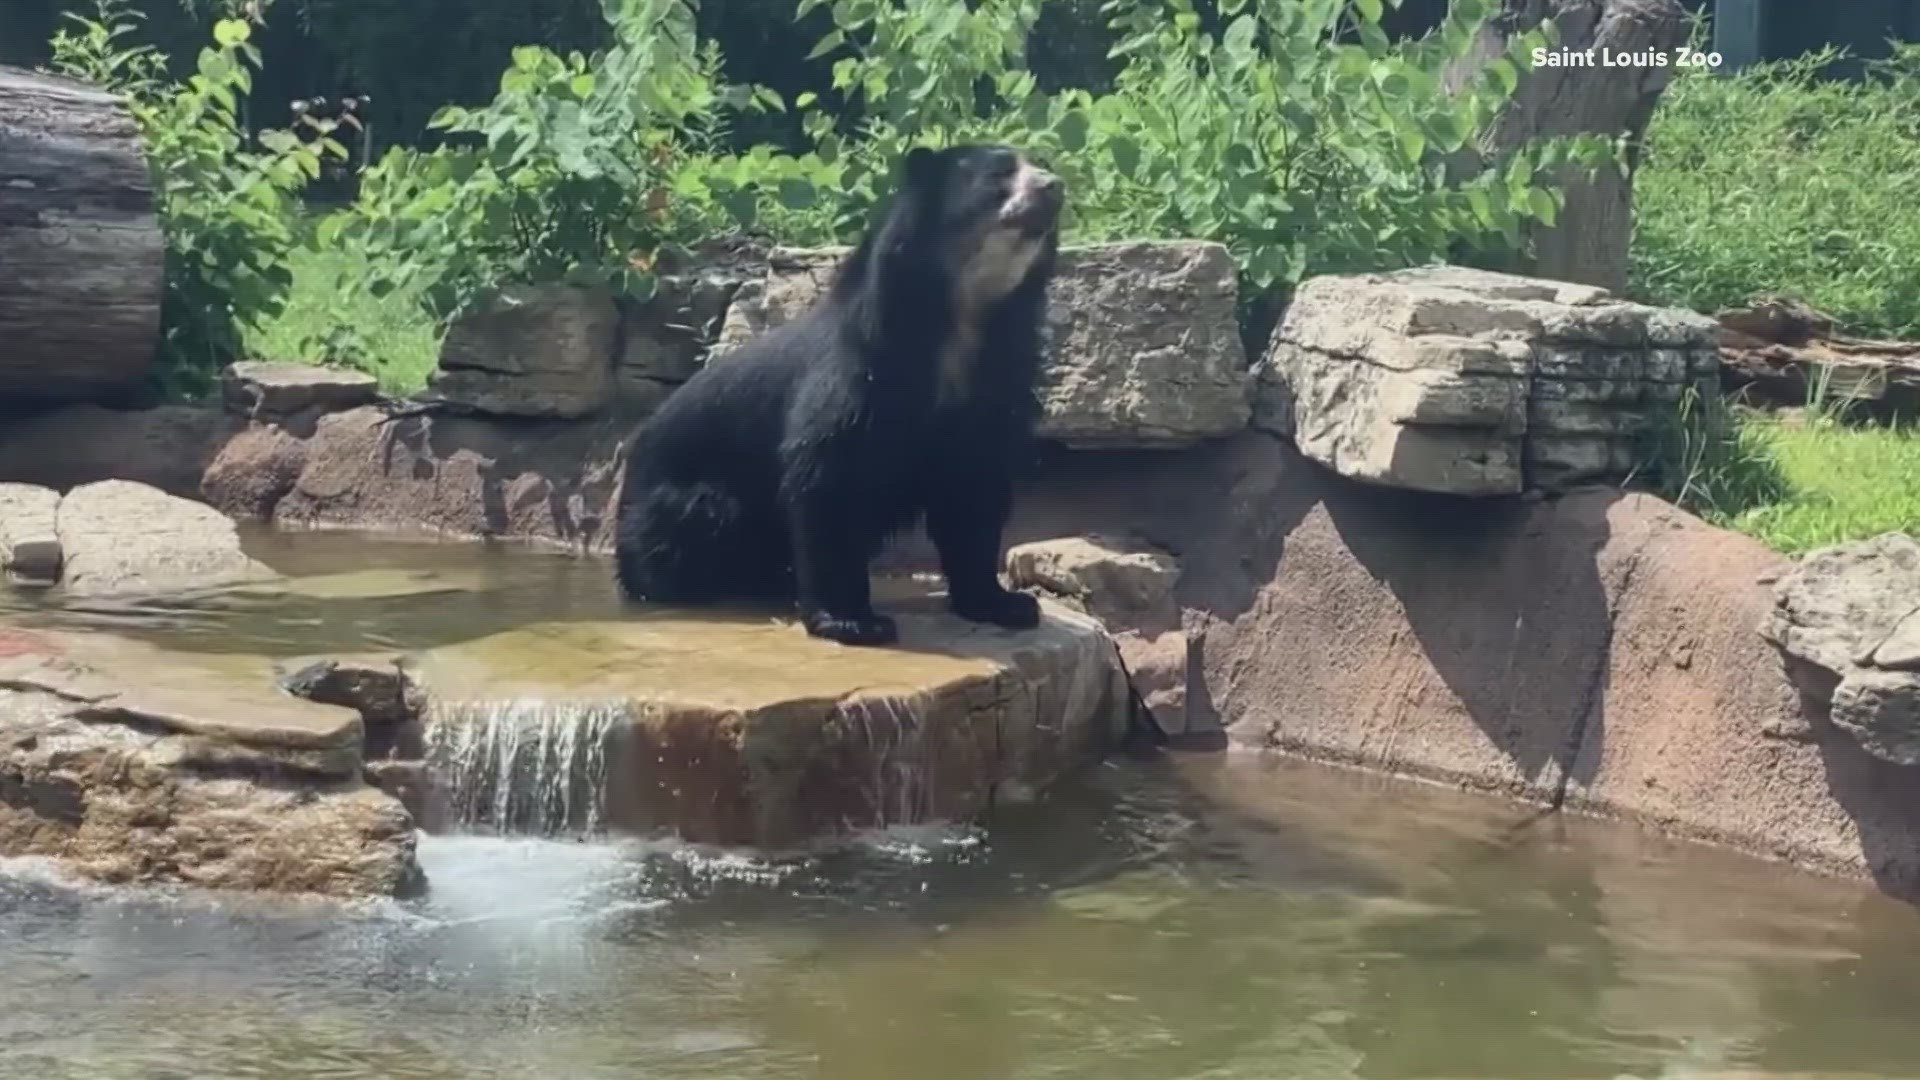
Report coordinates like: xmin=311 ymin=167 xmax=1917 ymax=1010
xmin=1006 ymin=533 xmax=1190 ymax=735
xmin=0 ymin=483 xmax=61 ymax=585
xmin=717 ymin=241 xmax=1251 ymax=448
xmin=222 ymin=360 xmax=378 ymax=420
xmin=617 ymin=236 xmax=770 ymax=415
xmin=0 ymin=626 xmax=422 ymax=898
xmin=1256 ymin=265 xmax=1721 ymax=495
xmin=429 ymin=284 xmax=621 ymax=418
xmin=1762 ymin=532 xmax=1920 ymax=765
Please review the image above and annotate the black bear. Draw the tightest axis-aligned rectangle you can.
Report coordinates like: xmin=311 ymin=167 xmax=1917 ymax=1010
xmin=613 ymin=143 xmax=1065 ymax=647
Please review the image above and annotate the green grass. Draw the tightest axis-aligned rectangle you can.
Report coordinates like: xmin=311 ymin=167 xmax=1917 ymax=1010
xmin=1632 ymin=46 xmax=1920 ymax=339
xmin=244 ymin=236 xmax=443 ymax=396
xmin=1720 ymin=415 xmax=1920 ymax=554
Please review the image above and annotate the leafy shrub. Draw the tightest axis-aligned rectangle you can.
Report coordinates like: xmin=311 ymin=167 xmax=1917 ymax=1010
xmin=51 ymin=0 xmax=339 ymax=396
xmin=1633 ymin=44 xmax=1920 ymax=338
xmin=321 ymin=0 xmax=768 ymax=353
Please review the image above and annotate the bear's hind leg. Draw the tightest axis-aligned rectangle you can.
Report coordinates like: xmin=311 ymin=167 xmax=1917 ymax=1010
xmin=616 ymin=481 xmax=793 ymax=604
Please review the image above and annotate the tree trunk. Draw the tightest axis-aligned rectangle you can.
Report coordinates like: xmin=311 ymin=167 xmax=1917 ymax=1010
xmin=1444 ymin=0 xmax=1691 ymax=293
xmin=0 ymin=64 xmax=163 ymax=407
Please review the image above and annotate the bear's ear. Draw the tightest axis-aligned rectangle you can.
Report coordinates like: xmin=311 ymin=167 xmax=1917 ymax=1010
xmin=902 ymin=145 xmax=941 ymax=188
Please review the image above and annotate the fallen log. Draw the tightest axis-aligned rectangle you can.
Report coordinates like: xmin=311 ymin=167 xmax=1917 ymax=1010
xmin=0 ymin=64 xmax=163 ymax=407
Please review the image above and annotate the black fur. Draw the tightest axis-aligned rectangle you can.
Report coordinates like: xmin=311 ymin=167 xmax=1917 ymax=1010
xmin=613 ymin=144 xmax=1063 ymax=646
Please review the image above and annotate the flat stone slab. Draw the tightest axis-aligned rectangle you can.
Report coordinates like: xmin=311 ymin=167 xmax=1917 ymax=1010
xmin=1255 ymin=265 xmax=1722 ymax=495
xmin=54 ymin=479 xmax=279 ymax=598
xmin=0 ymin=623 xmax=420 ymax=898
xmin=222 ymin=360 xmax=379 ymax=419
xmin=405 ymin=589 xmax=1129 ymax=847
xmin=0 ymin=482 xmax=61 ymax=584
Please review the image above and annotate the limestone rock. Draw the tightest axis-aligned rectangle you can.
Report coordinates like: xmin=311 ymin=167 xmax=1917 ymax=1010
xmin=221 ymin=360 xmax=378 ymax=419
xmin=0 ymin=626 xmax=421 ymax=898
xmin=54 ymin=479 xmax=278 ymax=598
xmin=405 ymin=582 xmax=1130 ymax=847
xmin=428 ymin=284 xmax=619 ymax=418
xmin=1005 ymin=533 xmax=1180 ymax=631
xmin=618 ymin=236 xmax=768 ymax=414
xmin=715 ymin=241 xmax=1250 ymax=448
xmin=1254 ymin=265 xmax=1721 ymax=495
xmin=1006 ymin=534 xmax=1188 ymax=734
xmin=1761 ymin=532 xmax=1920 ymax=765
xmin=0 ymin=483 xmax=61 ymax=585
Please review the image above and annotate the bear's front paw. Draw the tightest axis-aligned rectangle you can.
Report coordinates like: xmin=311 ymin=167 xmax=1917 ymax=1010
xmin=951 ymin=587 xmax=1041 ymax=630
xmin=802 ymin=610 xmax=900 ymax=647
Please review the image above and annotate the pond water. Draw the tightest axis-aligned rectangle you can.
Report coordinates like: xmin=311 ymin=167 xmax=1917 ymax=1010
xmin=5 ymin=530 xmax=1920 ymax=1079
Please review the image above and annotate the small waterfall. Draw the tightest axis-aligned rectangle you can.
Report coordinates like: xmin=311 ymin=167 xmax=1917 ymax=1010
xmin=423 ymin=700 xmax=623 ymax=837
xmin=837 ymin=692 xmax=935 ymax=829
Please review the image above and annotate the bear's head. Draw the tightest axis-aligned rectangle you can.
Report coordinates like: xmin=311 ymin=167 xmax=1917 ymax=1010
xmin=895 ymin=143 xmax=1065 ymax=317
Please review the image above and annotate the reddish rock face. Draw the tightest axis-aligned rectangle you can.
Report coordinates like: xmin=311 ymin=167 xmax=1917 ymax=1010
xmin=956 ymin=433 xmax=1920 ymax=897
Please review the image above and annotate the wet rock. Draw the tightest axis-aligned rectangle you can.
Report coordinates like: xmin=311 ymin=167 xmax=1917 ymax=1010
xmin=0 ymin=627 xmax=421 ymax=898
xmin=715 ymin=241 xmax=1250 ymax=448
xmin=1254 ymin=265 xmax=1721 ymax=495
xmin=406 ymin=582 xmax=1130 ymax=847
xmin=54 ymin=479 xmax=278 ymax=598
xmin=221 ymin=360 xmax=378 ymax=419
xmin=0 ymin=483 xmax=61 ymax=585
xmin=278 ymin=654 xmax=425 ymax=758
xmin=1761 ymin=532 xmax=1920 ymax=765
xmin=428 ymin=284 xmax=620 ymax=418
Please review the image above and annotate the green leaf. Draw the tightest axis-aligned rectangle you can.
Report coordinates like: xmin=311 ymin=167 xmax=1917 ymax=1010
xmin=777 ymin=177 xmax=818 ymax=209
xmin=1108 ymin=134 xmax=1140 ymax=179
xmin=807 ymin=29 xmax=846 ymax=61
xmin=212 ymin=19 xmax=248 ymax=48
xmin=570 ymin=72 xmax=595 ymax=98
xmin=1057 ymin=108 xmax=1090 ymax=152
xmin=1527 ymin=186 xmax=1558 ymax=226
xmin=795 ymin=90 xmax=819 ymax=109
xmin=1354 ymin=0 xmax=1383 ymax=22
xmin=1485 ymin=58 xmax=1518 ymax=95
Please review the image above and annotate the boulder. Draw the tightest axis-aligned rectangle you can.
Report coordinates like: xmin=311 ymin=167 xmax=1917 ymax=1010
xmin=277 ymin=653 xmax=425 ymax=759
xmin=0 ymin=483 xmax=61 ymax=585
xmin=1005 ymin=534 xmax=1188 ymax=734
xmin=1255 ymin=265 xmax=1721 ymax=495
xmin=402 ymin=582 xmax=1130 ymax=847
xmin=221 ymin=360 xmax=379 ymax=419
xmin=1006 ymin=533 xmax=1180 ymax=630
xmin=428 ymin=284 xmax=619 ymax=418
xmin=716 ymin=241 xmax=1251 ymax=448
xmin=1761 ymin=533 xmax=1920 ymax=765
xmin=55 ymin=479 xmax=278 ymax=598
xmin=0 ymin=625 xmax=422 ymax=898
xmin=617 ymin=236 xmax=768 ymax=415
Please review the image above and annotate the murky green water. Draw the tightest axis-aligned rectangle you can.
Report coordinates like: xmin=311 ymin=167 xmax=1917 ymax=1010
xmin=5 ymin=530 xmax=1920 ymax=1079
